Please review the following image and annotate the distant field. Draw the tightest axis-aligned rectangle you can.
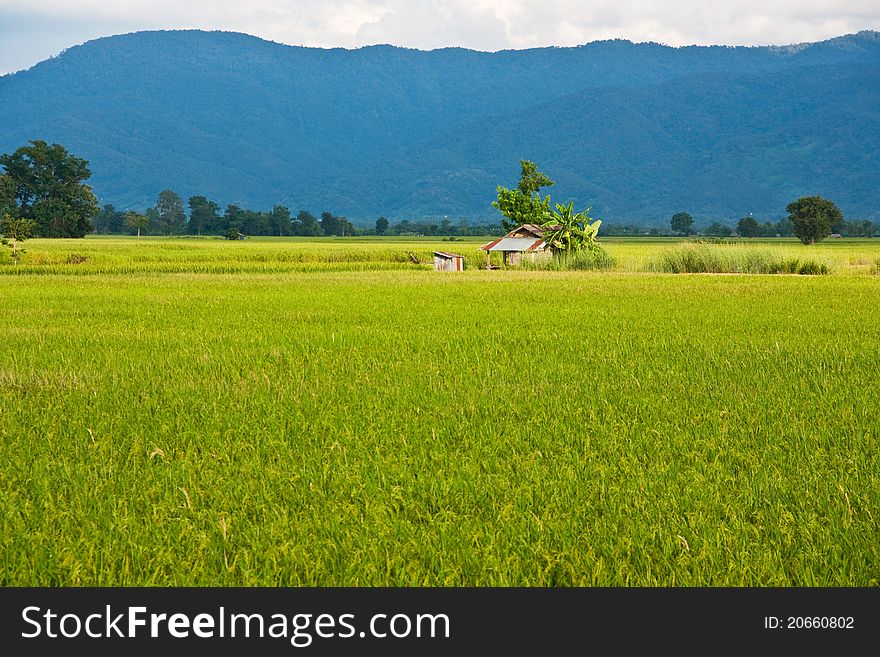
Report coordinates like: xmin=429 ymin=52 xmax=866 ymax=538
xmin=1 ymin=237 xmax=879 ymax=585
xmin=2 ymin=235 xmax=879 ymax=275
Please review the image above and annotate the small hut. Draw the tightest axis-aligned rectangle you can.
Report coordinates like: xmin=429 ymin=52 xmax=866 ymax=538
xmin=480 ymin=224 xmax=553 ymax=267
xmin=433 ymin=251 xmax=465 ymax=272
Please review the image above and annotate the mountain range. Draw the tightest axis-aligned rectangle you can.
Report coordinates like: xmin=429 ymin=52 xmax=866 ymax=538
xmin=1 ymin=29 xmax=878 ymax=224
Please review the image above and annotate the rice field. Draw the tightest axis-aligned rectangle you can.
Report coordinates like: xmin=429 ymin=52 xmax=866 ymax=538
xmin=3 ymin=234 xmax=879 ymax=275
xmin=1 ymin=236 xmax=879 ymax=586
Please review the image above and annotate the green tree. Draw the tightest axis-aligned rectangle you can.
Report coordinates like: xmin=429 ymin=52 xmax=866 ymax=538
xmin=188 ymin=196 xmax=221 ymax=235
xmin=704 ymin=222 xmax=732 ymax=237
xmin=787 ymin=196 xmax=843 ymax=245
xmin=775 ymin=217 xmax=794 ymax=237
xmin=375 ymin=216 xmax=389 ymax=235
xmin=269 ymin=205 xmax=292 ymax=236
xmin=293 ymin=210 xmax=323 ymax=236
xmin=517 ymin=160 xmax=554 ymax=196
xmin=670 ymin=212 xmax=693 ymax=236
xmin=145 ymin=207 xmax=160 ymax=234
xmin=0 ymin=140 xmax=98 ymax=238
xmin=1 ymin=214 xmax=36 ymax=264
xmin=320 ymin=211 xmax=354 ymax=236
xmin=540 ymin=202 xmax=602 ymax=256
xmin=737 ymin=216 xmax=759 ymax=238
xmin=94 ymin=204 xmax=126 ymax=234
xmin=493 ymin=160 xmax=554 ymax=232
xmin=125 ymin=211 xmax=149 ymax=239
xmin=223 ymin=205 xmax=243 ymax=235
xmin=831 ymin=212 xmax=847 ymax=235
xmin=239 ymin=209 xmax=265 ymax=235
xmin=156 ymin=190 xmax=186 ymax=235
xmin=0 ymin=174 xmax=17 ymax=219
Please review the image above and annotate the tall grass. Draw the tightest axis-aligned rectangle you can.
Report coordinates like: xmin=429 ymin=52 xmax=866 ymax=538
xmin=521 ymin=247 xmax=615 ymax=271
xmin=647 ymin=242 xmax=830 ymax=275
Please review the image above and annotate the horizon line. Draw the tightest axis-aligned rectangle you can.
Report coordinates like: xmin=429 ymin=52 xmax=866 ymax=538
xmin=2 ymin=27 xmax=878 ymax=77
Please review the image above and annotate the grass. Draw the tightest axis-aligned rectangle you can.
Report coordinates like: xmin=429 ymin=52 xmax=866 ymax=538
xmin=646 ymin=242 xmax=831 ymax=275
xmin=1 ymin=237 xmax=879 ymax=586
xmin=522 ymin=247 xmax=616 ymax=271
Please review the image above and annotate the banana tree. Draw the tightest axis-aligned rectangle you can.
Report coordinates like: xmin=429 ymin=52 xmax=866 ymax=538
xmin=540 ymin=202 xmax=602 ymax=256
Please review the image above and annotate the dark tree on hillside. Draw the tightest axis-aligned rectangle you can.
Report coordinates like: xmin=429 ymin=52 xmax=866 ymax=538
xmin=0 ymin=174 xmax=19 ymax=219
xmin=737 ymin=216 xmax=759 ymax=238
xmin=704 ymin=222 xmax=732 ymax=237
xmin=320 ymin=211 xmax=340 ymax=236
xmin=188 ymin=195 xmax=221 ymax=235
xmin=156 ymin=189 xmax=186 ymax=235
xmin=0 ymin=140 xmax=98 ymax=238
xmin=239 ymin=208 xmax=266 ymax=235
xmin=375 ymin=216 xmax=389 ymax=235
xmin=320 ymin=211 xmax=354 ymax=236
xmin=293 ymin=210 xmax=323 ymax=236
xmin=145 ymin=207 xmax=160 ymax=235
xmin=787 ymin=196 xmax=843 ymax=245
xmin=759 ymin=221 xmax=776 ymax=237
xmin=94 ymin=204 xmax=126 ymax=234
xmin=775 ymin=217 xmax=794 ymax=237
xmin=670 ymin=212 xmax=693 ymax=235
xmin=269 ymin=205 xmax=292 ymax=236
xmin=223 ymin=205 xmax=243 ymax=234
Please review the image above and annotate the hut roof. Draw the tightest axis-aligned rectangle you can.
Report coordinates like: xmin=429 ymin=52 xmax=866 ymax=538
xmin=480 ymin=237 xmax=546 ymax=252
xmin=511 ymin=223 xmax=546 ymax=238
xmin=433 ymin=251 xmax=465 ymax=259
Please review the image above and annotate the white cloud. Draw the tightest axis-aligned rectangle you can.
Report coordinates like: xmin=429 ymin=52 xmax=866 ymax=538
xmin=1 ymin=0 xmax=879 ymax=73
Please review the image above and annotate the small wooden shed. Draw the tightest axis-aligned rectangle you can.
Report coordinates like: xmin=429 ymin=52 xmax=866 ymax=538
xmin=433 ymin=251 xmax=465 ymax=272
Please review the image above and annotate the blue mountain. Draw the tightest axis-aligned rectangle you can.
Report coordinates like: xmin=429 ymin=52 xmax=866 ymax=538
xmin=1 ymin=29 xmax=878 ymax=223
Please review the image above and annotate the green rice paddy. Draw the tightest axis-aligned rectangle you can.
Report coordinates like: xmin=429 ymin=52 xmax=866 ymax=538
xmin=1 ymin=236 xmax=878 ymax=585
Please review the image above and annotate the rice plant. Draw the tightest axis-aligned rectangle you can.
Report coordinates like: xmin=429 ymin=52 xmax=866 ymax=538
xmin=1 ymin=241 xmax=879 ymax=586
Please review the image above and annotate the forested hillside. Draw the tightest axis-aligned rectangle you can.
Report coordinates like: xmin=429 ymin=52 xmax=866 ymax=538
xmin=1 ymin=29 xmax=878 ymax=223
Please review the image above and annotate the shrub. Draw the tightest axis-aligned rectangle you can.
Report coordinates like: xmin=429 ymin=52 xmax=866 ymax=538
xmin=795 ymin=260 xmax=829 ymax=276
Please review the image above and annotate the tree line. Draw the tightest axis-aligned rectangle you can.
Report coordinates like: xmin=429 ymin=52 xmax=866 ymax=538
xmin=668 ymin=199 xmax=862 ymax=244
xmin=94 ymin=195 xmax=358 ymax=238
xmin=4 ymin=141 xmax=875 ymax=242
xmin=1 ymin=140 xmax=500 ymax=239
xmin=94 ymin=193 xmax=502 ymax=238
xmin=601 ymin=207 xmax=875 ymax=240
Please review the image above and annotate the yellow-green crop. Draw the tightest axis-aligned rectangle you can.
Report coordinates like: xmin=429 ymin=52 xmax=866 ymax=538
xmin=1 ymin=238 xmax=878 ymax=585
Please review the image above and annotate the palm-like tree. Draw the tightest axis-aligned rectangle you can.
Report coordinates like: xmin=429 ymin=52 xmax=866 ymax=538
xmin=540 ymin=202 xmax=602 ymax=256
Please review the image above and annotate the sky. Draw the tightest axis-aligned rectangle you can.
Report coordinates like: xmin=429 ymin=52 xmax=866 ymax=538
xmin=1 ymin=0 xmax=879 ymax=74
